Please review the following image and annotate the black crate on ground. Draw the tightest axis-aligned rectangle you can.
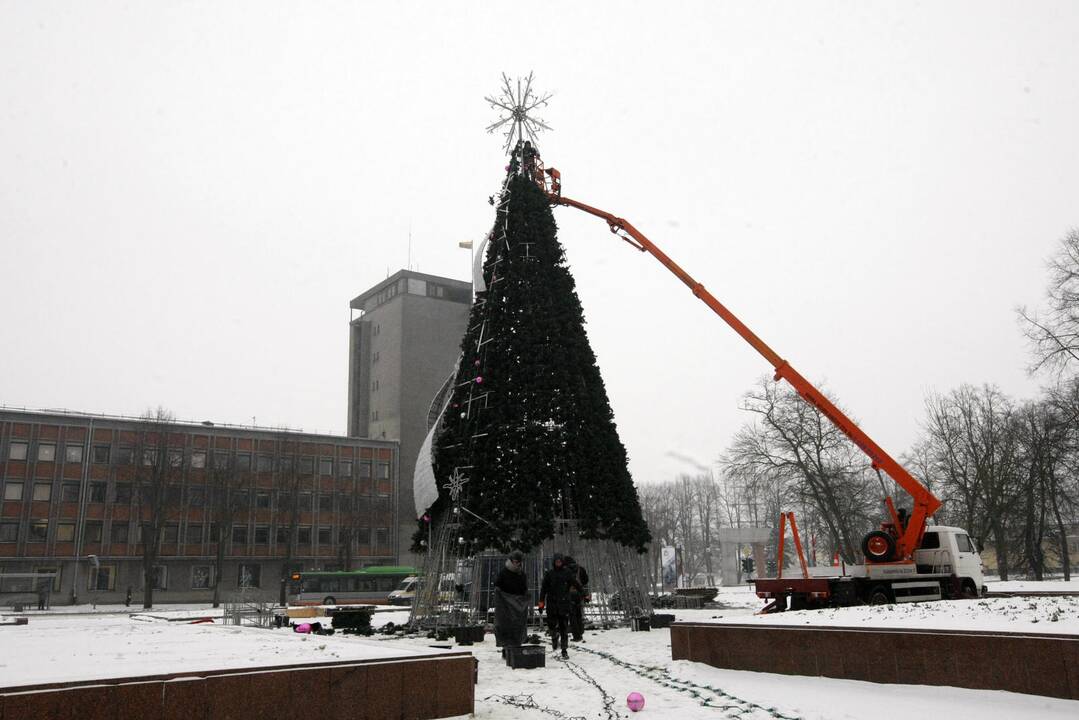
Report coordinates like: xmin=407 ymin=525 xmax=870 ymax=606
xmin=650 ymin=613 xmax=675 ymax=628
xmin=631 ymin=616 xmax=651 ymax=632
xmin=505 ymin=644 xmax=546 ymax=669
xmin=454 ymin=625 xmax=485 ymax=643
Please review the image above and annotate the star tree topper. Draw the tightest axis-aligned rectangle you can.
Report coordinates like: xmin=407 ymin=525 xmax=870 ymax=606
xmin=485 ymin=72 xmax=553 ymax=154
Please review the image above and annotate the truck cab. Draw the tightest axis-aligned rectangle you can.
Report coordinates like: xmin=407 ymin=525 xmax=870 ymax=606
xmin=914 ymin=525 xmax=985 ymax=598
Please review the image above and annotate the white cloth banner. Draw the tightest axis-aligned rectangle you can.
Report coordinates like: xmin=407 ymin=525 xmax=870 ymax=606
xmin=472 ymin=235 xmax=489 ymax=293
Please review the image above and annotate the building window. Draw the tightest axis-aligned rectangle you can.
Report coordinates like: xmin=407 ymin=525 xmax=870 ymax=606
xmin=275 ymin=525 xmax=290 ymax=544
xmin=111 ymin=522 xmax=129 ymax=544
xmin=165 ymin=485 xmax=182 ymax=505
xmin=232 ymin=525 xmax=248 ymax=544
xmin=357 ymin=462 xmax=372 ymax=479
xmin=319 ymin=493 xmax=333 ymax=511
xmin=89 ymin=481 xmax=107 ymax=503
xmin=56 ymin=522 xmax=76 ymax=542
xmin=28 ymin=519 xmax=48 ymax=542
xmin=185 ymin=523 xmax=203 ymax=544
xmin=257 ymin=455 xmax=272 ymax=472
xmin=255 ymin=491 xmax=271 ymax=509
xmin=338 ymin=494 xmax=352 ymax=512
xmin=297 ymin=526 xmax=312 ymax=545
xmin=149 ymin=565 xmax=167 ymax=590
xmin=299 ymin=492 xmax=313 ymax=511
xmin=236 ymin=453 xmax=252 ymax=471
xmin=163 ymin=523 xmax=179 ymax=544
xmin=116 ymin=446 xmax=134 ymax=465
xmin=141 ymin=448 xmax=157 ymax=467
xmin=32 ymin=483 xmax=52 ymax=502
xmin=167 ymin=448 xmax=184 ymax=468
xmin=319 ymin=458 xmax=333 ymax=476
xmin=317 ymin=526 xmax=332 ymax=545
xmin=8 ymin=441 xmax=28 ymax=461
xmin=299 ymin=457 xmax=314 ymax=475
xmin=3 ymin=482 xmax=23 ymax=501
xmin=375 ymin=528 xmax=389 ymax=548
xmin=187 ymin=486 xmax=205 ymax=507
xmin=83 ymin=521 xmax=103 ymax=543
xmin=191 ymin=451 xmax=206 ymax=469
xmin=356 ymin=527 xmax=371 ymax=546
xmin=376 ymin=463 xmax=390 ymax=480
xmin=254 ymin=525 xmax=270 ymax=544
xmin=37 ymin=443 xmax=56 ymax=462
xmin=114 ymin=483 xmax=132 ymax=504
xmin=191 ymin=565 xmax=213 ymax=589
xmin=238 ymin=563 xmax=261 ymax=589
xmin=339 ymin=460 xmax=353 ymax=477
xmin=35 ymin=566 xmax=62 ymax=592
xmin=61 ymin=482 xmax=80 ymax=503
xmin=373 ymin=351 xmax=379 ymax=363
xmin=213 ymin=451 xmax=229 ymax=469
xmin=90 ymin=565 xmax=116 ymax=591
xmin=92 ymin=444 xmax=111 ymax=464
xmin=0 ymin=522 xmax=18 ymax=542
xmin=65 ymin=444 xmax=83 ymax=463
xmin=231 ymin=489 xmax=249 ymax=509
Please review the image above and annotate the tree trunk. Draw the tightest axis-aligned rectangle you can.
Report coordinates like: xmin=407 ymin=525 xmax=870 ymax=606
xmin=212 ymin=535 xmax=226 ymax=608
xmin=991 ymin=522 xmax=1009 ymax=581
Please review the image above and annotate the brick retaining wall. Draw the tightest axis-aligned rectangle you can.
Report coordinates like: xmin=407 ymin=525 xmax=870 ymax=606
xmin=0 ymin=652 xmax=475 ymax=719
xmin=671 ymin=622 xmax=1079 ymax=700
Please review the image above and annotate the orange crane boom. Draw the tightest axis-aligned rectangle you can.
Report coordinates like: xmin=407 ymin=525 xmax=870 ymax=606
xmin=545 ymin=170 xmax=941 ymax=562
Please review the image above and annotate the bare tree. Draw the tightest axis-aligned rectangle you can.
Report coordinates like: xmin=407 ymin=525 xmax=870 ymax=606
xmin=722 ymin=377 xmax=877 ymax=562
xmin=133 ymin=407 xmax=182 ymax=609
xmin=921 ymin=385 xmax=1023 ymax=579
xmin=207 ymin=451 xmax=252 ymax=607
xmin=1019 ymin=228 xmax=1079 ymax=374
xmin=276 ymin=437 xmax=305 ymax=605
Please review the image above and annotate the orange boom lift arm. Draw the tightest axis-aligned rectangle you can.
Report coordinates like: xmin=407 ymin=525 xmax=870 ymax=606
xmin=543 ymin=166 xmax=941 ymax=563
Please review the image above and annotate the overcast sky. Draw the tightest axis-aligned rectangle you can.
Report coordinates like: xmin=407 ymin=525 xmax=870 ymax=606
xmin=2 ymin=2 xmax=1077 ymax=488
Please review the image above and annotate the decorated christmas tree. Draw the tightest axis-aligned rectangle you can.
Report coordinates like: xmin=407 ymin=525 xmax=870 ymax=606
xmin=414 ymin=141 xmax=650 ymax=554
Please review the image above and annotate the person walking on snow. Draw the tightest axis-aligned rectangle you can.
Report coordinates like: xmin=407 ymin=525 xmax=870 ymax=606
xmin=538 ymin=552 xmax=582 ymax=659
xmin=564 ymin=555 xmax=590 ymax=642
xmin=493 ymin=550 xmax=529 ymax=647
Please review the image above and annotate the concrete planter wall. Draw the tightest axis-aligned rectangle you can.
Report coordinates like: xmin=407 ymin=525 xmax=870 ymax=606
xmin=671 ymin=622 xmax=1079 ymax=700
xmin=0 ymin=652 xmax=475 ymax=720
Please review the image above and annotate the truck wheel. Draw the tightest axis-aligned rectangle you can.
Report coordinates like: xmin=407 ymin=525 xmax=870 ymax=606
xmin=861 ymin=531 xmax=896 ymax=562
xmin=323 ymin=596 xmax=337 ymax=606
xmin=960 ymin=580 xmax=979 ymax=599
xmin=867 ymin=586 xmax=892 ymax=605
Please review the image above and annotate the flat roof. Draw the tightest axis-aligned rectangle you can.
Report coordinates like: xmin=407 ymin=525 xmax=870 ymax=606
xmin=349 ymin=269 xmax=470 ymax=310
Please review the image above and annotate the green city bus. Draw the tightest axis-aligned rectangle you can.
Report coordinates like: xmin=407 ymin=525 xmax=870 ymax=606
xmin=286 ymin=566 xmax=418 ymax=606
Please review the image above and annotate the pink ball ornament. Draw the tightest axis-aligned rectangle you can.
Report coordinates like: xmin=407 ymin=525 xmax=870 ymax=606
xmin=294 ymin=623 xmax=312 ymax=634
xmin=626 ymin=692 xmax=645 ymax=712
xmin=475 ymin=376 xmax=483 ymax=384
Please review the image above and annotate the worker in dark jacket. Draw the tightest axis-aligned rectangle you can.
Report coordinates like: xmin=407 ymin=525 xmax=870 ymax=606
xmin=493 ymin=550 xmax=529 ymax=647
xmin=564 ymin=555 xmax=590 ymax=641
xmin=538 ymin=553 xmax=582 ymax=658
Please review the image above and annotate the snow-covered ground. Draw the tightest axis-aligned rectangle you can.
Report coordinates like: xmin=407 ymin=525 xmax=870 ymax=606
xmin=0 ymin=612 xmax=458 ymax=688
xmin=694 ymin=595 xmax=1079 ymax=635
xmin=3 ymin=604 xmax=1078 ymax=718
xmin=987 ymin=579 xmax=1079 ymax=593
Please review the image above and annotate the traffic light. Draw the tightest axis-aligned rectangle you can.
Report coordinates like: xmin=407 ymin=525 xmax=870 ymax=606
xmin=741 ymin=557 xmax=755 ymax=575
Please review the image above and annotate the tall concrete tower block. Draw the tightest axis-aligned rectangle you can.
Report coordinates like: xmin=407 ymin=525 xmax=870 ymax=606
xmin=348 ymin=270 xmax=471 ymax=564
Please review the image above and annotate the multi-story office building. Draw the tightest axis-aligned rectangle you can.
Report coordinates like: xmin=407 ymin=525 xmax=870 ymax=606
xmin=347 ymin=270 xmax=471 ymax=563
xmin=0 ymin=408 xmax=398 ymax=605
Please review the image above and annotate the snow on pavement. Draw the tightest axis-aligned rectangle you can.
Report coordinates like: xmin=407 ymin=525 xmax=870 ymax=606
xmin=0 ymin=613 xmax=458 ymax=688
xmin=692 ymin=595 xmax=1079 ymax=635
xmin=2 ymin=605 xmax=1077 ymax=719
